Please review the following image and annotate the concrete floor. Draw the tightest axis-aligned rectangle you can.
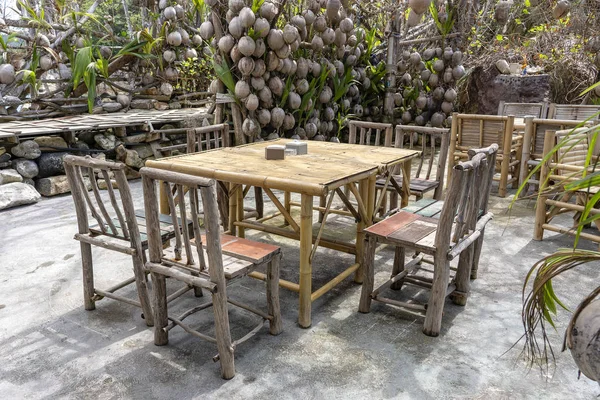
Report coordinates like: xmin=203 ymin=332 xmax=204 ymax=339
xmin=1 ymin=181 xmax=599 ymax=399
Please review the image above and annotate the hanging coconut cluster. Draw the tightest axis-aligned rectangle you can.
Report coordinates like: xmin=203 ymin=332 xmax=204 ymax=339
xmin=206 ymin=0 xmax=368 ymax=141
xmin=407 ymin=0 xmax=432 ymax=28
xmin=394 ymin=46 xmax=465 ymax=128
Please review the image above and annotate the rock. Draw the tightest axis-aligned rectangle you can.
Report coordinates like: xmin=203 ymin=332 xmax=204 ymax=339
xmin=0 ymin=182 xmax=41 ymax=209
xmin=77 ymin=131 xmax=97 ymax=145
xmin=70 ymin=141 xmax=89 ymax=155
xmin=98 ymin=179 xmax=118 ymax=189
xmin=495 ymin=59 xmax=511 ymax=74
xmin=114 ymin=126 xmax=127 ymax=138
xmin=124 ymin=166 xmax=141 ymax=180
xmin=130 ymin=99 xmax=155 ymax=110
xmin=116 ymin=145 xmax=144 ymax=169
xmin=123 ymin=134 xmax=147 ymax=144
xmin=23 ymin=178 xmax=35 ymax=186
xmin=102 ymin=102 xmax=123 ymax=112
xmin=0 ymin=147 xmax=5 ymax=155
xmin=13 ymin=158 xmax=39 ymax=178
xmin=131 ymin=144 xmax=153 ymax=159
xmin=169 ymin=101 xmax=182 ymax=109
xmin=36 ymin=152 xmax=67 ymax=178
xmin=35 ymin=175 xmax=83 ymax=196
xmin=33 ymin=136 xmax=68 ymax=150
xmin=0 ymin=153 xmax=11 ymax=163
xmin=117 ymin=94 xmax=131 ymax=107
xmin=154 ymin=101 xmax=170 ymax=111
xmin=94 ymin=133 xmax=118 ymax=150
xmin=11 ymin=140 xmax=41 ymax=159
xmin=0 ymin=168 xmax=23 ymax=184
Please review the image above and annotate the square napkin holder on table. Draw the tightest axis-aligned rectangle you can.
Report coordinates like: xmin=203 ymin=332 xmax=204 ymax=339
xmin=265 ymin=145 xmax=286 ymax=160
xmin=285 ymin=141 xmax=308 ymax=155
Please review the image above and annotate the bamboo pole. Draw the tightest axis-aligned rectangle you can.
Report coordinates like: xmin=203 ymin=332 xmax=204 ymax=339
xmin=298 ymin=193 xmax=313 ymax=328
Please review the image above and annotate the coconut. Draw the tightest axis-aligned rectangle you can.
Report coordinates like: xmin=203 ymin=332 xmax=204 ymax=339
xmin=347 ymin=35 xmax=357 ymax=46
xmin=339 ymin=17 xmax=353 ymax=33
xmin=401 ymin=73 xmax=412 ymax=86
xmin=238 ymin=57 xmax=255 ymax=76
xmin=433 ymin=59 xmax=445 ymax=72
xmin=435 ymin=47 xmax=443 ymax=58
xmin=235 ymin=80 xmax=251 ymax=99
xmin=199 ymin=21 xmax=214 ymax=40
xmin=415 ymin=95 xmax=427 ymax=110
xmin=245 ymin=94 xmax=259 ymax=111
xmin=413 ymin=115 xmax=424 ymax=126
xmin=452 ymin=50 xmax=463 ymax=67
xmin=267 ymin=29 xmax=285 ymax=50
xmin=100 ymin=46 xmax=112 ymax=59
xmin=231 ymin=18 xmax=247 ymax=40
xmin=58 ymin=63 xmax=71 ymax=80
xmin=239 ymin=7 xmax=255 ymax=29
xmin=345 ymin=55 xmax=357 ymax=67
xmin=208 ymin=79 xmax=220 ymax=94
xmin=237 ymin=36 xmax=256 ymax=57
xmin=420 ymin=69 xmax=431 ymax=81
xmin=314 ymin=15 xmax=327 ymax=32
xmin=229 ymin=0 xmax=245 ymax=13
xmin=39 ymin=55 xmax=53 ymax=71
xmin=443 ymin=47 xmax=453 ymax=61
xmin=163 ymin=50 xmax=176 ymax=63
xmin=271 ymin=107 xmax=285 ymax=128
xmin=167 ymin=31 xmax=182 ymax=46
xmin=180 ymin=29 xmax=190 ymax=46
xmin=323 ymin=107 xmax=334 ymax=121
xmin=257 ymin=108 xmax=271 ymax=126
xmin=75 ymin=36 xmax=85 ymax=48
xmin=331 ymin=60 xmax=343 ymax=76
xmin=407 ymin=9 xmax=421 ymax=27
xmin=260 ymin=2 xmax=278 ymax=21
xmin=284 ymin=92 xmax=301 ymax=110
xmin=242 ymin=117 xmax=260 ymax=136
xmin=304 ymin=122 xmax=317 ymax=138
xmin=553 ymin=0 xmax=570 ymax=19
xmin=296 ymin=58 xmax=309 ymax=78
xmin=160 ymin=82 xmax=174 ymax=96
xmin=431 ymin=112 xmax=445 ymax=127
xmin=252 ymin=59 xmax=266 ymax=78
xmin=452 ymin=65 xmax=466 ymax=80
xmin=410 ymin=52 xmax=422 ymax=66
xmin=397 ymin=60 xmax=408 ymax=73
xmin=163 ymin=6 xmax=176 ymax=20
xmin=250 ymin=76 xmax=265 ymax=90
xmin=444 ymin=67 xmax=454 ymax=83
xmin=275 ymin=44 xmax=291 ymax=59
xmin=444 ymin=88 xmax=457 ymax=102
xmin=334 ymin=29 xmax=346 ymax=47
xmin=568 ymin=300 xmax=600 ymax=381
xmin=401 ymin=111 xmax=412 ymax=124
xmin=321 ymin=28 xmax=334 ymax=46
xmin=290 ymin=15 xmax=306 ymax=31
xmin=311 ymin=62 xmax=322 ymax=76
xmin=409 ymin=0 xmax=431 ymax=14
xmin=319 ymin=87 xmax=332 ymax=103
xmin=283 ymin=24 xmax=299 ymax=44
xmin=159 ymin=0 xmax=168 ymax=9
xmin=174 ymin=4 xmax=184 ymax=19
xmin=142 ymin=73 xmax=154 ymax=86
xmin=217 ymin=35 xmax=234 ymax=54
xmin=258 ymin=86 xmax=272 ymax=103
xmin=251 ymin=18 xmax=269 ymax=40
xmin=312 ymin=35 xmax=324 ymax=51
xmin=283 ymin=113 xmax=295 ymax=130
xmin=190 ymin=34 xmax=202 ymax=46
xmin=230 ymin=45 xmax=242 ymax=63
xmin=423 ymin=48 xmax=435 ymax=61
xmin=327 ymin=62 xmax=337 ymax=78
xmin=441 ymin=101 xmax=453 ymax=114
xmin=295 ymin=79 xmax=309 ymax=95
xmin=165 ymin=67 xmax=179 ymax=81
xmin=269 ymin=76 xmax=284 ymax=96
xmin=433 ymin=87 xmax=445 ymax=101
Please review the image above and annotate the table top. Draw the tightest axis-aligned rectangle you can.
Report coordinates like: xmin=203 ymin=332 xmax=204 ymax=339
xmin=146 ymin=139 xmax=420 ymax=196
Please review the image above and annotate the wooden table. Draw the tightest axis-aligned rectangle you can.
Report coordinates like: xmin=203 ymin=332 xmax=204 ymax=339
xmin=147 ymin=139 xmax=420 ymax=328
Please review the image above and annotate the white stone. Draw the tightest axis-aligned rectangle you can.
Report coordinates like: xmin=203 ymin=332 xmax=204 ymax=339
xmin=0 ymin=182 xmax=41 ymax=209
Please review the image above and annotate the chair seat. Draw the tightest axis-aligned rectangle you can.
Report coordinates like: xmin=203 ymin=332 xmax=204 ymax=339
xmin=365 ymin=211 xmax=440 ymax=253
xmin=162 ymin=246 xmax=255 ymax=280
xmin=376 ymin=176 xmax=439 ymax=195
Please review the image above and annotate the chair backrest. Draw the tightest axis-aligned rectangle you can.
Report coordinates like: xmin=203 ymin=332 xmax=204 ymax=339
xmin=467 ymin=144 xmax=499 ymax=214
xmin=554 ymin=127 xmax=591 ymax=169
xmin=140 ymin=167 xmax=225 ymax=285
xmin=452 ymin=114 xmax=514 ymax=153
xmin=435 ymin=151 xmax=491 ymax=253
xmin=498 ymin=101 xmax=547 ymax=118
xmin=394 ymin=125 xmax=450 ymax=198
xmin=529 ymin=118 xmax=588 ymax=159
xmin=186 ymin=123 xmax=230 ymax=153
xmin=64 ymin=155 xmax=141 ymax=245
xmin=547 ymin=104 xmax=600 ymax=121
xmin=348 ymin=120 xmax=394 ymax=146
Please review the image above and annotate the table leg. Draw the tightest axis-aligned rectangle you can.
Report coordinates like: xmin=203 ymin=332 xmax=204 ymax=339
xmin=228 ymin=183 xmax=237 ymax=236
xmin=401 ymin=159 xmax=412 ymax=208
xmin=283 ymin=191 xmax=291 ymax=226
xmin=159 ymin=181 xmax=169 ymax=214
xmin=299 ymin=193 xmax=313 ymax=328
xmin=237 ymin=184 xmax=245 ymax=238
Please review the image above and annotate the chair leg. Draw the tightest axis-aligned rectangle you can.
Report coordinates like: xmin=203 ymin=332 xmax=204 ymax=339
xmin=212 ymin=290 xmax=235 ymax=379
xmin=254 ymin=187 xmax=264 ymax=219
xmin=451 ymin=247 xmax=474 ymax=306
xmin=389 ymin=191 xmax=399 ymax=212
xmin=379 ymin=190 xmax=387 ymax=217
xmin=151 ymin=272 xmax=169 ymax=346
xmin=132 ymin=253 xmax=154 ymax=326
xmin=266 ymin=254 xmax=283 ymax=335
xmin=390 ymin=247 xmax=405 ymax=290
xmin=470 ymin=229 xmax=485 ymax=280
xmin=80 ymin=242 xmax=95 ymax=311
xmin=217 ymin=184 xmax=229 ymax=229
xmin=423 ymin=256 xmax=450 ymax=337
xmin=358 ymin=235 xmax=377 ymax=313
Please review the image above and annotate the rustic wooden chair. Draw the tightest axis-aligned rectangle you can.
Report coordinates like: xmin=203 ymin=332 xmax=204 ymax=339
xmin=497 ymin=101 xmax=547 ymax=118
xmin=375 ymin=125 xmax=450 ymax=215
xmin=518 ymin=117 xmax=592 ymax=193
xmin=534 ymin=126 xmax=600 ymax=244
xmin=64 ymin=155 xmax=190 ymax=326
xmin=448 ymin=113 xmax=522 ymax=197
xmin=547 ymin=104 xmax=600 ymax=121
xmin=358 ymin=148 xmax=495 ymax=336
xmin=141 ymin=167 xmax=282 ymax=380
xmin=186 ymin=124 xmax=264 ymax=226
